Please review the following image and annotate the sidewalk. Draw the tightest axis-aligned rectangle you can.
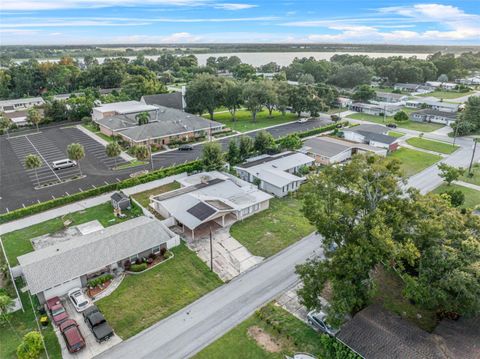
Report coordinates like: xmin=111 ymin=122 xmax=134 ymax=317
xmin=0 ymin=173 xmax=187 ymax=235
xmin=453 ymin=180 xmax=480 ymax=191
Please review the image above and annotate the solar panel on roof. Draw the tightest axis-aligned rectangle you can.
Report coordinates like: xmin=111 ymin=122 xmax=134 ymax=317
xmin=187 ymin=202 xmax=217 ymax=221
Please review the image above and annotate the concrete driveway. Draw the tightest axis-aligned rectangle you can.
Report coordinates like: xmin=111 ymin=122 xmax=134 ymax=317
xmin=55 ymin=298 xmax=122 ymax=359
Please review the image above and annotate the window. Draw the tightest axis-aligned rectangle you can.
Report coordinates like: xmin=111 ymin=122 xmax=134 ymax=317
xmin=130 ymin=254 xmax=138 ymax=262
xmin=241 ymin=208 xmax=250 ymax=215
xmin=152 ymin=245 xmax=161 ymax=254
xmin=253 ymin=203 xmax=259 ymax=211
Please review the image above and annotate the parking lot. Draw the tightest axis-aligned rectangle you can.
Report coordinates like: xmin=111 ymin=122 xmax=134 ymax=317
xmin=54 ymin=297 xmax=122 ymax=359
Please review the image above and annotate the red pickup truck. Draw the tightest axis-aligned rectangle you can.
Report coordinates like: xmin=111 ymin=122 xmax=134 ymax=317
xmin=59 ymin=319 xmax=86 ymax=353
xmin=46 ymin=297 xmax=69 ymax=325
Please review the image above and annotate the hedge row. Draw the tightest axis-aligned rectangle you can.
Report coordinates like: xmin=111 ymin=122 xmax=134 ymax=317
xmin=296 ymin=122 xmax=345 ymax=139
xmin=0 ymin=160 xmax=202 ymax=224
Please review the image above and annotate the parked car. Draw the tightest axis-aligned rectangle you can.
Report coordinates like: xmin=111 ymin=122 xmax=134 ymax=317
xmin=59 ymin=319 xmax=86 ymax=353
xmin=386 ymin=123 xmax=397 ymax=128
xmin=178 ymin=144 xmax=193 ymax=151
xmin=83 ymin=305 xmax=114 ymax=343
xmin=68 ymin=288 xmax=90 ymax=312
xmin=52 ymin=159 xmax=77 ymax=170
xmin=297 ymin=118 xmax=309 ymax=123
xmin=46 ymin=297 xmax=69 ymax=325
xmin=306 ymin=310 xmax=340 ymax=336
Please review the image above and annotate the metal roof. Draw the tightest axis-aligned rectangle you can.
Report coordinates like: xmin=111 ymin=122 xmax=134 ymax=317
xmin=18 ymin=217 xmax=175 ymax=295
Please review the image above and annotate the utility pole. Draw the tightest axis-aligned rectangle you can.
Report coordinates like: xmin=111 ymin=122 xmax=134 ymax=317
xmin=468 ymin=138 xmax=478 ymax=176
xmin=148 ymin=136 xmax=153 ymax=171
xmin=209 ymin=226 xmax=213 ymax=271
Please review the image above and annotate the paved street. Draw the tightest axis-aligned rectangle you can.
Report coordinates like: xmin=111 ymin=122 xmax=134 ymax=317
xmin=96 ymin=233 xmax=323 ymax=359
xmin=0 ymin=117 xmax=331 ymax=213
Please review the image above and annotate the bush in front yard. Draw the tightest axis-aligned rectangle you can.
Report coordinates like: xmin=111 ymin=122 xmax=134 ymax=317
xmin=130 ymin=263 xmax=148 ymax=272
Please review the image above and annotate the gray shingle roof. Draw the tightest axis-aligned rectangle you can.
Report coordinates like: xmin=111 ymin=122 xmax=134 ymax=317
xmin=304 ymin=137 xmax=352 ymax=158
xmin=356 ymin=131 xmax=397 ymax=145
xmin=337 ymin=304 xmax=448 ymax=359
xmin=411 ymin=109 xmax=457 ymax=120
xmin=347 ymin=124 xmax=388 ymax=134
xmin=18 ymin=217 xmax=175 ymax=295
xmin=142 ymin=92 xmax=183 ymax=110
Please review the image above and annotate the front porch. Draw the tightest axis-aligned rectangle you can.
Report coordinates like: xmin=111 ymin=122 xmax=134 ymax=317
xmin=174 ymin=213 xmax=237 ymax=241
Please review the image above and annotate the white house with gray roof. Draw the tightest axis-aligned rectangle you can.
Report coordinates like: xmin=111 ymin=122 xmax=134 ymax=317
xmin=16 ymin=216 xmax=179 ymax=303
xmin=405 ymin=98 xmax=459 ymax=113
xmin=150 ymin=171 xmax=272 ymax=239
xmin=234 ymin=151 xmax=314 ymax=198
xmin=343 ymin=124 xmax=399 ymax=151
xmin=0 ymin=97 xmax=45 ymax=112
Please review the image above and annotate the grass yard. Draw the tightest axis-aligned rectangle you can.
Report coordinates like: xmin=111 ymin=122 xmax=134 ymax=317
xmin=418 ymin=90 xmax=475 ymax=99
xmin=230 ymin=195 xmax=314 ymax=258
xmin=433 ymin=183 xmax=480 ymax=209
xmin=209 ymin=110 xmax=297 ymax=133
xmin=347 ymin=113 xmax=443 ymax=132
xmin=460 ymin=164 xmax=480 ymax=186
xmin=0 ymin=283 xmax=62 ymax=359
xmin=388 ymin=131 xmax=405 ymax=138
xmin=195 ymin=303 xmax=357 ymax=359
xmin=389 ymin=148 xmax=442 ymax=177
xmin=82 ymin=123 xmax=115 ymax=143
xmin=131 ymin=181 xmax=181 ymax=208
xmin=2 ymin=202 xmax=141 ymax=266
xmin=373 ymin=267 xmax=438 ymax=332
xmin=114 ymin=160 xmax=148 ymax=170
xmin=406 ymin=137 xmax=459 ymax=154
xmin=96 ymin=244 xmax=222 ymax=339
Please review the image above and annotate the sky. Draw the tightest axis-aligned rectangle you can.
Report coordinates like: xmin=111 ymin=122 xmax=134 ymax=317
xmin=1 ymin=1 xmax=480 ymax=45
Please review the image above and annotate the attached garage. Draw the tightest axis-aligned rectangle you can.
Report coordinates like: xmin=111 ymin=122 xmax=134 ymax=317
xmin=41 ymin=277 xmax=82 ymax=303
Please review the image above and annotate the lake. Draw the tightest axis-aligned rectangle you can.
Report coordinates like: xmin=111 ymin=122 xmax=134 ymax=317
xmin=20 ymin=51 xmax=430 ymax=67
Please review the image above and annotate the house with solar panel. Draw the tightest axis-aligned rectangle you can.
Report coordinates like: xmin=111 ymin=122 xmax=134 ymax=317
xmin=150 ymin=172 xmax=273 ymax=240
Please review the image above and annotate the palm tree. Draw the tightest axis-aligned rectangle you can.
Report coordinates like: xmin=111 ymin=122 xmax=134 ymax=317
xmin=25 ymin=154 xmax=42 ymax=187
xmin=105 ymin=142 xmax=121 ymax=169
xmin=133 ymin=145 xmax=149 ymax=162
xmin=0 ymin=115 xmax=11 ymax=138
xmin=27 ymin=108 xmax=42 ymax=132
xmin=67 ymin=143 xmax=85 ymax=176
xmin=136 ymin=112 xmax=150 ymax=126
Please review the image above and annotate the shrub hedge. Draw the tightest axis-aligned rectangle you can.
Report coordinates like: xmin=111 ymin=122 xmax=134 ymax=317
xmin=130 ymin=263 xmax=148 ymax=272
xmin=0 ymin=161 xmax=202 ymax=224
xmin=87 ymin=274 xmax=114 ymax=288
xmin=0 ymin=122 xmax=339 ymax=224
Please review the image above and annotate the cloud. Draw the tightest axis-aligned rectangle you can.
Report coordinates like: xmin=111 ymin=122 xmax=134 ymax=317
xmin=112 ymin=32 xmax=203 ymax=43
xmin=0 ymin=19 xmax=151 ymax=28
xmin=214 ymin=3 xmax=257 ymax=10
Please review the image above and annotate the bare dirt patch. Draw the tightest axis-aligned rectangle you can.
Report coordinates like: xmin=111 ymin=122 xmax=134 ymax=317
xmin=247 ymin=326 xmax=282 ymax=353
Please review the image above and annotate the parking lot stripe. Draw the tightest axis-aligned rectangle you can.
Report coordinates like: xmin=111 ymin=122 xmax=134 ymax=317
xmin=104 ymin=181 xmax=109 ymax=185
xmin=52 ymin=195 xmax=55 ymax=199
xmin=116 ymin=178 xmax=121 ymax=182
xmin=24 ymin=135 xmax=62 ymax=182
xmin=65 ymin=192 xmax=69 ymax=196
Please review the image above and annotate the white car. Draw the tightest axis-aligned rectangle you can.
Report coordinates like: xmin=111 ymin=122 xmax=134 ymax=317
xmin=67 ymin=288 xmax=90 ymax=312
xmin=297 ymin=118 xmax=309 ymax=123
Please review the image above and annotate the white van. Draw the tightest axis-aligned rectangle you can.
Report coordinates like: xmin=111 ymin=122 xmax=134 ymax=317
xmin=52 ymin=159 xmax=77 ymax=170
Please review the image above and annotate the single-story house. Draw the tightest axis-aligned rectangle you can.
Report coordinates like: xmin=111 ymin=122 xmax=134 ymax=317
xmin=335 ymin=97 xmax=353 ymax=108
xmin=374 ymin=92 xmax=408 ymax=103
xmin=302 ymin=136 xmax=387 ymax=165
xmin=3 ymin=109 xmax=44 ymax=127
xmin=393 ymin=83 xmax=434 ymax=94
xmin=425 ymin=81 xmax=457 ymax=91
xmin=150 ymin=172 xmax=273 ymax=240
xmin=93 ymin=102 xmax=224 ymax=146
xmin=0 ymin=97 xmax=45 ymax=113
xmin=456 ymin=76 xmax=480 ymax=85
xmin=405 ymin=98 xmax=459 ymax=113
xmin=53 ymin=92 xmax=84 ymax=101
xmin=141 ymin=89 xmax=186 ymax=111
xmin=343 ymin=124 xmax=399 ymax=151
xmin=16 ymin=216 xmax=179 ymax=303
xmin=92 ymin=100 xmax=158 ymax=121
xmin=234 ymin=151 xmax=314 ymax=197
xmin=337 ymin=303 xmax=480 ymax=359
xmin=349 ymin=102 xmax=401 ymax=117
xmin=410 ymin=109 xmax=457 ymax=126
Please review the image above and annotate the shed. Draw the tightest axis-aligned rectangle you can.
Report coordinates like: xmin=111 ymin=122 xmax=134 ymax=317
xmin=111 ymin=192 xmax=131 ymax=210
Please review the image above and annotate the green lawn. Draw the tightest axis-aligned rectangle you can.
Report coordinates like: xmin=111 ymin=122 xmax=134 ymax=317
xmin=433 ymin=183 xmax=480 ymax=209
xmin=0 ymin=283 xmax=62 ymax=359
xmin=460 ymin=164 xmax=480 ymax=186
xmin=347 ymin=113 xmax=443 ymax=132
xmin=195 ymin=303 xmax=358 ymax=359
xmin=230 ymin=195 xmax=314 ymax=258
xmin=374 ymin=267 xmax=438 ymax=332
xmin=114 ymin=160 xmax=148 ymax=170
xmin=96 ymin=244 xmax=222 ymax=339
xmin=2 ymin=202 xmax=141 ymax=266
xmin=82 ymin=123 xmax=115 ymax=143
xmin=406 ymin=137 xmax=459 ymax=154
xmin=388 ymin=131 xmax=405 ymax=138
xmin=209 ymin=110 xmax=297 ymax=133
xmin=131 ymin=181 xmax=181 ymax=208
xmin=389 ymin=148 xmax=442 ymax=177
xmin=418 ymin=90 xmax=475 ymax=99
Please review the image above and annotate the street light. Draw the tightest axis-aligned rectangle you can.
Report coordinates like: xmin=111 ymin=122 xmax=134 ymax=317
xmin=468 ymin=138 xmax=478 ymax=176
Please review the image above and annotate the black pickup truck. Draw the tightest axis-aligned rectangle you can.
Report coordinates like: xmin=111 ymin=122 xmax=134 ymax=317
xmin=82 ymin=305 xmax=114 ymax=343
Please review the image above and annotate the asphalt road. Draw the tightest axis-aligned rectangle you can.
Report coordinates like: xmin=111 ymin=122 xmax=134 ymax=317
xmin=0 ymin=117 xmax=331 ymax=213
xmin=96 ymin=233 xmax=323 ymax=359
